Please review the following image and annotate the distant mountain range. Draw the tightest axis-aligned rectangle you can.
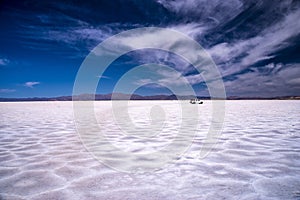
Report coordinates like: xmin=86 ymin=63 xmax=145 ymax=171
xmin=0 ymin=93 xmax=299 ymax=102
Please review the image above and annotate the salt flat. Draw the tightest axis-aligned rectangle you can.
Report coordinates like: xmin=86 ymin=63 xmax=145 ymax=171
xmin=0 ymin=100 xmax=299 ymax=199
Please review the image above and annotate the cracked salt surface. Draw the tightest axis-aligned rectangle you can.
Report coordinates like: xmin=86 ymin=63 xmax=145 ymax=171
xmin=0 ymin=100 xmax=299 ymax=199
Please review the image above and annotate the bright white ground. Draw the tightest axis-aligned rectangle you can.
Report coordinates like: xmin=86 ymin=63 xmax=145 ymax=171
xmin=0 ymin=100 xmax=299 ymax=199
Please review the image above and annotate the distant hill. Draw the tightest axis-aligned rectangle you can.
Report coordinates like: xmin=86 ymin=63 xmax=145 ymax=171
xmin=0 ymin=93 xmax=299 ymax=102
xmin=0 ymin=93 xmax=203 ymax=102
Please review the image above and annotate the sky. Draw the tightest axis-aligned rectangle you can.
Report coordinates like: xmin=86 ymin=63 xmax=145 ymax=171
xmin=0 ymin=0 xmax=299 ymax=98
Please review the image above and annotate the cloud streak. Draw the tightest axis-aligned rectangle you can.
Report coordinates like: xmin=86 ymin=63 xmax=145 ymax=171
xmin=224 ymin=63 xmax=300 ymax=97
xmin=0 ymin=89 xmax=15 ymax=93
xmin=24 ymin=82 xmax=40 ymax=88
xmin=0 ymin=58 xmax=9 ymax=66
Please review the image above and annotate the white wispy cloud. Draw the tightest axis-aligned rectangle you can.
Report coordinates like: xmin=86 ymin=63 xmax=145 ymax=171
xmin=168 ymin=23 xmax=206 ymax=39
xmin=0 ymin=58 xmax=9 ymax=66
xmin=224 ymin=63 xmax=300 ymax=97
xmin=24 ymin=81 xmax=40 ymax=88
xmin=208 ymin=8 xmax=300 ymax=77
xmin=0 ymin=88 xmax=16 ymax=93
xmin=157 ymin=0 xmax=243 ymax=26
xmin=240 ymin=9 xmax=300 ymax=66
xmin=96 ymin=75 xmax=110 ymax=79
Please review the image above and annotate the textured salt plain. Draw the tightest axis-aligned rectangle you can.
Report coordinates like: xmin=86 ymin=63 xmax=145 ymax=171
xmin=0 ymin=100 xmax=300 ymax=200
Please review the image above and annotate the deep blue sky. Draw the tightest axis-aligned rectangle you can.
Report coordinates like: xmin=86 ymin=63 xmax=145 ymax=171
xmin=0 ymin=0 xmax=299 ymax=98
